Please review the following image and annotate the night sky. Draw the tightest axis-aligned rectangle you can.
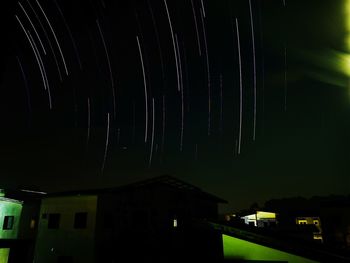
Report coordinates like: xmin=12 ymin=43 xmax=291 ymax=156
xmin=1 ymin=0 xmax=349 ymax=212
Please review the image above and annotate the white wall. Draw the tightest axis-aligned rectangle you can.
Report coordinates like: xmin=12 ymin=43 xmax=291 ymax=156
xmin=34 ymin=195 xmax=98 ymax=263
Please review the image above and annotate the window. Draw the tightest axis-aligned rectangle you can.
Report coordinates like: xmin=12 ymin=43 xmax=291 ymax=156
xmin=74 ymin=212 xmax=87 ymax=229
xmin=173 ymin=219 xmax=178 ymax=228
xmin=30 ymin=219 xmax=36 ymax=229
xmin=297 ymin=219 xmax=307 ymax=225
xmin=48 ymin=214 xmax=60 ymax=229
xmin=3 ymin=216 xmax=14 ymax=230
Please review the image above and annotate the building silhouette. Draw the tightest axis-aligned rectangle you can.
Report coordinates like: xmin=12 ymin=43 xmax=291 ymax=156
xmin=34 ymin=175 xmax=227 ymax=262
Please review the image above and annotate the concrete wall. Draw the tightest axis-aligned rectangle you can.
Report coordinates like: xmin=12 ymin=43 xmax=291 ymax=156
xmin=0 ymin=198 xmax=22 ymax=239
xmin=34 ymin=195 xmax=97 ymax=263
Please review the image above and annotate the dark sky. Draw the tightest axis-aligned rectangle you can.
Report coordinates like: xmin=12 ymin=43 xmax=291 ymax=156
xmin=0 ymin=0 xmax=349 ymax=212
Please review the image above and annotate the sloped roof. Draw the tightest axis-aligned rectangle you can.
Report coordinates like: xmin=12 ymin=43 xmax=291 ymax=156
xmin=48 ymin=175 xmax=227 ymax=203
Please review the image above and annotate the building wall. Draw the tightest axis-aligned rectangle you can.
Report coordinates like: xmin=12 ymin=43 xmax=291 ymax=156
xmin=34 ymin=195 xmax=97 ymax=263
xmin=93 ymin=184 xmax=220 ymax=262
xmin=222 ymin=234 xmax=318 ymax=263
xmin=94 ymin=186 xmax=181 ymax=262
xmin=18 ymin=201 xmax=41 ymax=240
xmin=0 ymin=198 xmax=22 ymax=239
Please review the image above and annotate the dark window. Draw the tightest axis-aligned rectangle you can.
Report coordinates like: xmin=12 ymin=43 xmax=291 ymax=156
xmin=74 ymin=212 xmax=87 ymax=229
xmin=132 ymin=210 xmax=148 ymax=230
xmin=3 ymin=216 xmax=14 ymax=230
xmin=104 ymin=212 xmax=113 ymax=229
xmin=48 ymin=214 xmax=60 ymax=229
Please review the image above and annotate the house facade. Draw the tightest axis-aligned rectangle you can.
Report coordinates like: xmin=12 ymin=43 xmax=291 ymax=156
xmin=34 ymin=175 xmax=226 ymax=262
xmin=34 ymin=195 xmax=97 ymax=263
xmin=0 ymin=189 xmax=43 ymax=263
xmin=296 ymin=216 xmax=323 ymax=243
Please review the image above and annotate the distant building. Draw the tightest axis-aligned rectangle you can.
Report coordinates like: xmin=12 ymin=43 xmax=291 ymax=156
xmin=0 ymin=189 xmax=44 ymax=263
xmin=241 ymin=211 xmax=277 ymax=227
xmin=296 ymin=217 xmax=323 ymax=243
xmin=264 ymin=195 xmax=350 ymax=249
xmin=34 ymin=175 xmax=227 ymax=263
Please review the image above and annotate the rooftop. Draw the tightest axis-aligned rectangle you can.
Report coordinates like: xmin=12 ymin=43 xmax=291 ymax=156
xmin=47 ymin=175 xmax=228 ymax=203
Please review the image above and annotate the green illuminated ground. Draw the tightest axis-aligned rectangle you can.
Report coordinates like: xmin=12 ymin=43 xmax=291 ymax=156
xmin=0 ymin=248 xmax=9 ymax=263
xmin=222 ymin=234 xmax=318 ymax=263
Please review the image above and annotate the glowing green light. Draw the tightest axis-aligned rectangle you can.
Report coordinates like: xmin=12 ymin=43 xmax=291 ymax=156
xmin=222 ymin=234 xmax=318 ymax=263
xmin=0 ymin=248 xmax=9 ymax=263
xmin=0 ymin=198 xmax=22 ymax=239
xmin=345 ymin=0 xmax=350 ymax=50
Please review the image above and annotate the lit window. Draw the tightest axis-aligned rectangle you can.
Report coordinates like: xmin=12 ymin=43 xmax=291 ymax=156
xmin=297 ymin=220 xmax=307 ymax=225
xmin=173 ymin=219 xmax=177 ymax=228
xmin=30 ymin=219 xmax=36 ymax=229
xmin=3 ymin=216 xmax=14 ymax=230
xmin=74 ymin=212 xmax=87 ymax=229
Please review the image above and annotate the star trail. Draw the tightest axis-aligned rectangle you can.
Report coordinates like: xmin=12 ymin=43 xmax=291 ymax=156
xmin=1 ymin=0 xmax=350 ymax=211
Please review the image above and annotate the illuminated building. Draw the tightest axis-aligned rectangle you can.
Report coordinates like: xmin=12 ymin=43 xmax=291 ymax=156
xmin=0 ymin=189 xmax=44 ymax=263
xmin=241 ymin=211 xmax=277 ymax=227
xmin=0 ymin=195 xmax=22 ymax=263
xmin=296 ymin=217 xmax=323 ymax=243
xmin=34 ymin=175 xmax=226 ymax=263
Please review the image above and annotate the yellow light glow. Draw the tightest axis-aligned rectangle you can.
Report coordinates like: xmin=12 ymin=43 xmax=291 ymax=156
xmin=173 ymin=219 xmax=177 ymax=228
xmin=337 ymin=52 xmax=350 ymax=76
xmin=30 ymin=219 xmax=36 ymax=229
xmin=297 ymin=219 xmax=307 ymax=225
xmin=345 ymin=0 xmax=350 ymax=50
xmin=256 ymin=211 xmax=276 ymax=220
xmin=313 ymin=234 xmax=323 ymax=243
